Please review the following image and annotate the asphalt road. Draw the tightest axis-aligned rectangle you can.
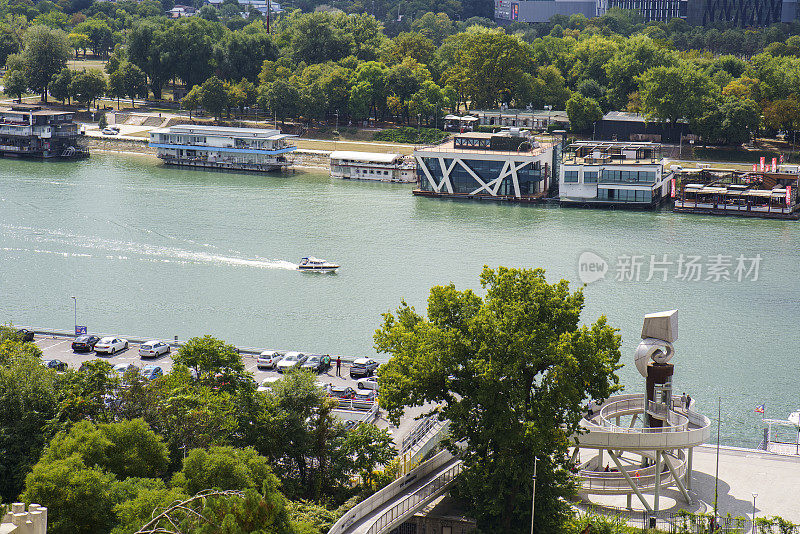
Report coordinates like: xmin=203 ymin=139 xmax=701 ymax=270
xmin=33 ymin=334 xmax=432 ymax=447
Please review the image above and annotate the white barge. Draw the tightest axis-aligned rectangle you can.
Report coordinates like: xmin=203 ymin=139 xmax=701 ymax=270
xmin=330 ymin=151 xmax=415 ymax=182
xmin=149 ymin=125 xmax=296 ymax=172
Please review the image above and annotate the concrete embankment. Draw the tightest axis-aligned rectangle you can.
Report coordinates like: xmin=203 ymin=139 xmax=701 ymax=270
xmin=82 ymin=136 xmax=332 ymax=169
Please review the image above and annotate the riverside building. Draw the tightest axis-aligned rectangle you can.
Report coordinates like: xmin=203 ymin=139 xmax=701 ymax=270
xmin=0 ymin=105 xmax=86 ymax=159
xmin=558 ymin=141 xmax=672 ymax=208
xmin=413 ymin=129 xmax=557 ymax=201
xmin=329 ymin=151 xmax=416 ymax=182
xmin=149 ymin=125 xmax=296 ymax=172
xmin=673 ymin=167 xmax=800 ymax=220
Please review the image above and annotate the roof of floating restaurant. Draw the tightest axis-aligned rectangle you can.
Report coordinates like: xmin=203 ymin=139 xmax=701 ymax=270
xmin=151 ymin=125 xmax=295 ymax=139
xmin=329 ymin=151 xmax=403 ymax=163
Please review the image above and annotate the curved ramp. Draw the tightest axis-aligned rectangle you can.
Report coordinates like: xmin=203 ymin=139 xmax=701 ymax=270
xmin=329 ymin=451 xmax=462 ymax=534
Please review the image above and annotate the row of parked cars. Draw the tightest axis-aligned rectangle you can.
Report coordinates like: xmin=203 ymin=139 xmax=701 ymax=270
xmin=257 ymin=350 xmax=379 ymax=379
xmin=71 ymin=335 xmax=171 ymax=358
xmin=40 ymin=357 xmax=164 ymax=380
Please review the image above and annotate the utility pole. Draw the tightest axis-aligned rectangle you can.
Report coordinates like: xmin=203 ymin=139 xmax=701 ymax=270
xmin=71 ymin=296 xmax=77 ymax=335
xmin=530 ymin=458 xmax=537 ymax=534
xmin=751 ymin=493 xmax=758 ymax=534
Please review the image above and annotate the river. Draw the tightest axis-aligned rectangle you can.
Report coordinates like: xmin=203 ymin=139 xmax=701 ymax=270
xmin=1 ymin=153 xmax=798 ymax=447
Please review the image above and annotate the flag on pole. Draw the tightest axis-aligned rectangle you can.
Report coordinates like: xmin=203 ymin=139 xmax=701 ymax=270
xmin=755 ymin=404 xmax=765 ymax=414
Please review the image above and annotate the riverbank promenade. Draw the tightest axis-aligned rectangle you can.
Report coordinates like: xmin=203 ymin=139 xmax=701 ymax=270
xmin=582 ymin=444 xmax=800 ymax=522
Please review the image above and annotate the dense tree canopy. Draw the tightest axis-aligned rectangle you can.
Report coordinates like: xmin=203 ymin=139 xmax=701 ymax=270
xmin=375 ymin=266 xmax=622 ymax=532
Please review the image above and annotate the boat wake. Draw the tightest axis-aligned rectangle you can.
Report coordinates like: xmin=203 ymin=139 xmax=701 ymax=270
xmin=0 ymin=225 xmax=299 ymax=270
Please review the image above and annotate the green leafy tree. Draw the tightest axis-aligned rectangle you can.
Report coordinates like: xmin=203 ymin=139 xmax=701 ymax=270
xmin=67 ymin=32 xmax=90 ymax=59
xmin=111 ymin=61 xmax=148 ymax=108
xmin=343 ymin=423 xmax=395 ymax=488
xmin=3 ymin=69 xmax=26 ymax=103
xmin=379 ymin=31 xmax=435 ymax=67
xmin=174 ymin=335 xmax=244 ymax=380
xmin=21 ymin=455 xmax=120 ymax=534
xmin=199 ymin=76 xmax=228 ymax=121
xmin=638 ymin=62 xmax=716 ymax=125
xmin=71 ymin=69 xmax=107 ymax=111
xmin=128 ymin=21 xmax=175 ymax=100
xmin=49 ymin=67 xmax=73 ymax=104
xmin=171 ymin=446 xmax=276 ymax=495
xmin=375 ymin=266 xmax=622 ymax=533
xmin=259 ymin=78 xmax=300 ymax=125
xmin=0 ymin=337 xmax=58 ymax=501
xmin=566 ymin=92 xmax=602 ymax=133
xmin=182 ymin=84 xmax=202 ymax=119
xmin=20 ymin=25 xmax=70 ymax=102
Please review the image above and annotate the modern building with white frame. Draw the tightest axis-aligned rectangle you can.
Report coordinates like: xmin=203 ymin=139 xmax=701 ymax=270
xmin=413 ymin=130 xmax=557 ymax=201
xmin=559 ymin=141 xmax=672 ymax=208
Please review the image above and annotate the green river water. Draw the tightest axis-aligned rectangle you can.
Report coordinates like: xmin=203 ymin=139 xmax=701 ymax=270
xmin=1 ymin=153 xmax=799 ymax=446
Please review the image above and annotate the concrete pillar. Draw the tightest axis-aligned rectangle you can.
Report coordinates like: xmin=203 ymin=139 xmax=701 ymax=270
xmin=627 ymin=493 xmax=632 ymax=509
xmin=11 ymin=504 xmax=24 ymax=514
xmin=598 ymin=449 xmax=604 ymax=469
xmin=654 ymin=451 xmax=661 ymax=512
xmin=686 ymin=447 xmax=693 ymax=491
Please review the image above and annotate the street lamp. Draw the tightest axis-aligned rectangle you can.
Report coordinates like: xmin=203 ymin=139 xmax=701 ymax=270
xmin=544 ymin=105 xmax=553 ymax=132
xmin=70 ymin=296 xmax=76 ymax=335
xmin=752 ymin=493 xmax=758 ymax=534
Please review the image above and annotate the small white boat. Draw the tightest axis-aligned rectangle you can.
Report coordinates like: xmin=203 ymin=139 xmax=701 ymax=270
xmin=298 ymin=257 xmax=339 ymax=272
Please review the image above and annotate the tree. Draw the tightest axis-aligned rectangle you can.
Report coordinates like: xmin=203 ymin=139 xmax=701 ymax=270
xmin=259 ymin=79 xmax=300 ymax=125
xmin=638 ymin=62 xmax=715 ymax=125
xmin=3 ymin=69 xmax=26 ymax=103
xmin=197 ymin=76 xmax=227 ymax=121
xmin=21 ymin=455 xmax=120 ymax=534
xmin=49 ymin=67 xmax=73 ymax=104
xmin=375 ymin=266 xmax=622 ymax=533
xmin=128 ymin=21 xmax=175 ymax=100
xmin=0 ymin=337 xmax=58 ymax=502
xmin=343 ymin=423 xmax=395 ymax=488
xmin=20 ymin=25 xmax=70 ymax=102
xmin=174 ymin=335 xmax=244 ymax=381
xmin=71 ymin=69 xmax=107 ymax=111
xmin=110 ymin=61 xmax=148 ymax=108
xmin=171 ymin=446 xmax=275 ymax=495
xmin=182 ymin=84 xmax=202 ymax=118
xmin=566 ymin=93 xmax=602 ymax=133
xmin=67 ymin=32 xmax=90 ymax=59
xmin=379 ymin=32 xmax=435 ymax=67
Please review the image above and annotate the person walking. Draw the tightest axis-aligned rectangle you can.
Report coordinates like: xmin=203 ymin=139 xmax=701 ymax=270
xmin=336 ymin=355 xmax=341 ymax=377
xmin=681 ymin=392 xmax=687 ymax=410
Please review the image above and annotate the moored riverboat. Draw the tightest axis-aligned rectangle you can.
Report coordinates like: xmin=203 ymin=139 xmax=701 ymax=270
xmin=149 ymin=125 xmax=296 ymax=172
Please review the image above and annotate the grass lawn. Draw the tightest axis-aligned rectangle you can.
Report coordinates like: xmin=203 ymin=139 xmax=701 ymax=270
xmin=67 ymin=58 xmax=107 ymax=73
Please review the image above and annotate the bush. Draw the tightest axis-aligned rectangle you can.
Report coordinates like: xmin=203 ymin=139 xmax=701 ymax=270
xmin=98 ymin=113 xmax=107 ymax=129
xmin=373 ymin=127 xmax=447 ymax=144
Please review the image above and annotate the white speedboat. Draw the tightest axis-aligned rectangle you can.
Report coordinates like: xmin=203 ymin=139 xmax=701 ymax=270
xmin=298 ymin=257 xmax=339 ymax=272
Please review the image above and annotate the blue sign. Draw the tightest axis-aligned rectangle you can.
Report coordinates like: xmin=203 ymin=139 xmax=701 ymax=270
xmin=75 ymin=325 xmax=87 ymax=335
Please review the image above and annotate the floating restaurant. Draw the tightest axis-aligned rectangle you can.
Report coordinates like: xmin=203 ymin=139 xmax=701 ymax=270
xmin=0 ymin=105 xmax=87 ymax=159
xmin=413 ymin=129 xmax=557 ymax=201
xmin=149 ymin=125 xmax=296 ymax=172
xmin=329 ymin=151 xmax=415 ymax=182
xmin=558 ymin=141 xmax=672 ymax=208
xmin=672 ymin=167 xmax=800 ymax=220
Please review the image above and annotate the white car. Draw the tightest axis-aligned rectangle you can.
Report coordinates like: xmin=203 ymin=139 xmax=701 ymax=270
xmin=139 ymin=340 xmax=170 ymax=358
xmin=257 ymin=376 xmax=282 ymax=392
xmin=101 ymin=127 xmax=119 ymax=135
xmin=257 ymin=350 xmax=283 ymax=370
xmin=357 ymin=376 xmax=379 ymax=391
xmin=276 ymin=351 xmax=306 ymax=373
xmin=94 ymin=337 xmax=128 ymax=354
xmin=112 ymin=363 xmax=139 ymax=376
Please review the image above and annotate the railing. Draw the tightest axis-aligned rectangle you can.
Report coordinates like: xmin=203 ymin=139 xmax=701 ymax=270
xmin=596 ymin=396 xmax=689 ymax=434
xmin=365 ymin=461 xmax=462 ymax=534
xmin=400 ymin=416 xmax=439 ymax=455
xmin=578 ymin=452 xmax=686 ymax=492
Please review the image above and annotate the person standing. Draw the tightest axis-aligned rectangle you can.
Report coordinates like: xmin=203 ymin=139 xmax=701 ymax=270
xmin=681 ymin=392 xmax=687 ymax=410
xmin=336 ymin=355 xmax=341 ymax=377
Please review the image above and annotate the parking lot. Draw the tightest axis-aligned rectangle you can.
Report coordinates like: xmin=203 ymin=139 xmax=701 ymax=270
xmin=33 ymin=333 xmax=430 ymax=446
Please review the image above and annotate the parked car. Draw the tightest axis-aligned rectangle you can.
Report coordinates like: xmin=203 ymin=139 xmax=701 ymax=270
xmin=112 ymin=363 xmax=139 ymax=376
xmin=354 ymin=389 xmax=376 ymax=402
xmin=257 ymin=376 xmax=282 ymax=392
xmin=72 ymin=334 xmax=100 ymax=352
xmin=94 ymin=337 xmax=128 ymax=355
xmin=357 ymin=376 xmax=379 ymax=391
xmin=43 ymin=359 xmax=67 ymax=372
xmin=17 ymin=328 xmax=34 ymax=342
xmin=141 ymin=365 xmax=163 ymax=380
xmin=139 ymin=340 xmax=170 ymax=358
xmin=101 ymin=127 xmax=119 ymax=135
xmin=349 ymin=358 xmax=378 ymax=378
xmin=328 ymin=385 xmax=356 ymax=400
xmin=257 ymin=350 xmax=283 ymax=370
xmin=301 ymin=355 xmax=326 ymax=373
xmin=276 ymin=351 xmax=306 ymax=373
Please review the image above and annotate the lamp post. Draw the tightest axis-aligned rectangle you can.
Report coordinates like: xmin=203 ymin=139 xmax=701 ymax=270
xmin=752 ymin=493 xmax=758 ymax=534
xmin=529 ymin=457 xmax=537 ymax=534
xmin=70 ymin=296 xmax=77 ymax=335
xmin=544 ymin=105 xmax=552 ymax=133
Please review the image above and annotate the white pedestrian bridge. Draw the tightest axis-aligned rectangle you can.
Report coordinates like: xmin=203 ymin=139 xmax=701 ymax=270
xmin=572 ymin=393 xmax=712 ymax=512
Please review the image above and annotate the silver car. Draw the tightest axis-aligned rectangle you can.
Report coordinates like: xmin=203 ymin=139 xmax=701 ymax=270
xmin=94 ymin=337 xmax=129 ymax=355
xmin=276 ymin=352 xmax=307 ymax=373
xmin=257 ymin=350 xmax=283 ymax=370
xmin=139 ymin=340 xmax=170 ymax=358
